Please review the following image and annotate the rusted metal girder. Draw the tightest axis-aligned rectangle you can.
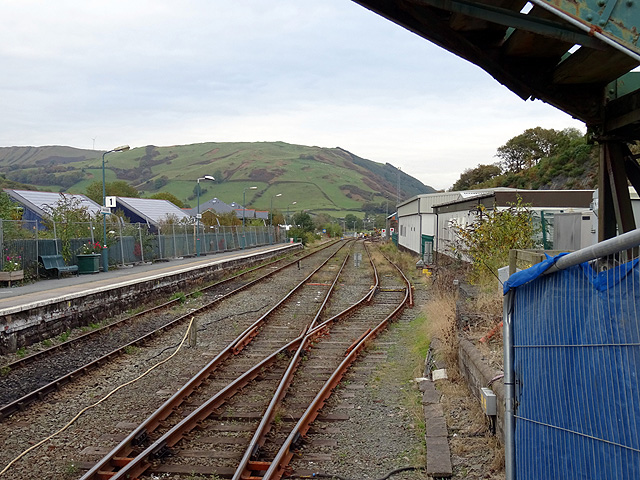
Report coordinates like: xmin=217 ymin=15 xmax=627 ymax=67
xmin=598 ymin=141 xmax=637 ymax=241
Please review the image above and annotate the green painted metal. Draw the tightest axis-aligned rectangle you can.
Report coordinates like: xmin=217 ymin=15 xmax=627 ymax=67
xmin=421 ymin=234 xmax=434 ymax=265
xmin=543 ymin=0 xmax=640 ymax=53
xmin=418 ymin=0 xmax=602 ymax=48
xmin=606 ymin=71 xmax=640 ymax=100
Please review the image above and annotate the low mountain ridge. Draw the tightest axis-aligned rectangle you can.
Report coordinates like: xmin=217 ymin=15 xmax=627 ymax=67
xmin=0 ymin=142 xmax=435 ymax=215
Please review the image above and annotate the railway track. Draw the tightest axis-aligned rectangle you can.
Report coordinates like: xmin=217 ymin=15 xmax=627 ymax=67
xmin=0 ymin=240 xmax=343 ymax=420
xmin=77 ymin=241 xmax=411 ymax=479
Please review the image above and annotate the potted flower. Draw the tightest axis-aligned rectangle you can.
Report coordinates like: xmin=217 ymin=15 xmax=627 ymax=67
xmin=77 ymin=242 xmax=102 ymax=274
xmin=1 ymin=254 xmax=24 ymax=286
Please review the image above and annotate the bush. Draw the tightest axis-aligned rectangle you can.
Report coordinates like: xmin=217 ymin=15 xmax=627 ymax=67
xmin=451 ymin=196 xmax=539 ymax=285
xmin=288 ymin=228 xmax=318 ymax=245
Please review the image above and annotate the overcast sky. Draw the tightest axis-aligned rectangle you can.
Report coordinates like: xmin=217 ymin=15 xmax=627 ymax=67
xmin=0 ymin=0 xmax=585 ymax=190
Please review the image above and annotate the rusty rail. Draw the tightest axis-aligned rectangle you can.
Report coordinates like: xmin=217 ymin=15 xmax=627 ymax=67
xmin=80 ymin=241 xmax=351 ymax=480
xmin=233 ymin=249 xmax=354 ymax=480
xmin=263 ymin=244 xmax=412 ymax=479
xmin=0 ymin=241 xmax=341 ymax=421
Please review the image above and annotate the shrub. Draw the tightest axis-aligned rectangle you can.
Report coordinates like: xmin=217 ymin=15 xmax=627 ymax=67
xmin=451 ymin=196 xmax=539 ymax=285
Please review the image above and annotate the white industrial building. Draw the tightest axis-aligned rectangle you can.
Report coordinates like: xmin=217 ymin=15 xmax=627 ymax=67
xmin=396 ymin=188 xmax=595 ymax=264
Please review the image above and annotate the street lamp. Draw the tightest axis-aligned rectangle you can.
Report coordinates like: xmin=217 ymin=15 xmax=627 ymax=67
xmin=286 ymin=201 xmax=297 ymax=226
xmin=270 ymin=193 xmax=282 ymax=227
xmin=102 ymin=144 xmax=129 ymax=272
xmin=196 ymin=175 xmax=215 ymax=256
xmin=242 ymin=186 xmax=257 ymax=249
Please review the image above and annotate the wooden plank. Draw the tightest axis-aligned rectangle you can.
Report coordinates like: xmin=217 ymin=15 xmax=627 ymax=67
xmin=501 ymin=4 xmax=574 ymax=58
xmin=553 ymin=46 xmax=639 ymax=84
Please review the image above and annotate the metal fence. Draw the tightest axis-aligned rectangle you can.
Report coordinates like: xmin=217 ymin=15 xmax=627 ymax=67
xmin=503 ymin=229 xmax=640 ymax=479
xmin=1 ymin=219 xmax=281 ymax=277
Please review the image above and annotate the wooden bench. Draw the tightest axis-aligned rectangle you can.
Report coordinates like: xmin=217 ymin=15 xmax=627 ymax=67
xmin=38 ymin=255 xmax=79 ymax=279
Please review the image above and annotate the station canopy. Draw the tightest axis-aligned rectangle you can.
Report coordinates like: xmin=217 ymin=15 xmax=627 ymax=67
xmin=352 ymin=0 xmax=640 ymax=139
xmin=352 ymin=1 xmax=640 ymax=239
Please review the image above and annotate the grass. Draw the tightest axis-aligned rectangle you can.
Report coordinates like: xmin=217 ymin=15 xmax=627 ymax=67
xmin=64 ymin=461 xmax=79 ymax=478
xmin=423 ymin=289 xmax=458 ymax=370
xmin=58 ymin=330 xmax=71 ymax=342
xmin=16 ymin=347 xmax=27 ymax=358
xmin=170 ymin=291 xmax=187 ymax=304
xmin=6 ymin=142 xmax=412 ymax=214
xmin=367 ymin=313 xmax=432 ymax=467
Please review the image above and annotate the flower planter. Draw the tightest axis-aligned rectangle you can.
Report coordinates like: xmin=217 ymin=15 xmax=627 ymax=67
xmin=0 ymin=270 xmax=24 ymax=286
xmin=76 ymin=254 xmax=101 ymax=274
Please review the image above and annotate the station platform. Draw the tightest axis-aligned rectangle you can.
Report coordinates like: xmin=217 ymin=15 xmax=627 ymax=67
xmin=0 ymin=243 xmax=301 ymax=353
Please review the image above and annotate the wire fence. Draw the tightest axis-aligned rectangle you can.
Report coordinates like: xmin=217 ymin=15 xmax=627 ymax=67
xmin=0 ymin=219 xmax=282 ymax=278
xmin=504 ymin=231 xmax=640 ymax=479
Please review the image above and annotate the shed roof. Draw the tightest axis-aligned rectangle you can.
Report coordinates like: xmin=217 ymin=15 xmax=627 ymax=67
xmin=433 ymin=189 xmax=594 ymax=214
xmin=115 ymin=196 xmax=190 ymax=225
xmin=4 ymin=189 xmax=101 ymax=217
xmin=183 ymin=197 xmax=234 ymax=216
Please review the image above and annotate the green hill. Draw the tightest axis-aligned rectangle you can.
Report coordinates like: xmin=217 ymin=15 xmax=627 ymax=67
xmin=0 ymin=142 xmax=435 ymax=216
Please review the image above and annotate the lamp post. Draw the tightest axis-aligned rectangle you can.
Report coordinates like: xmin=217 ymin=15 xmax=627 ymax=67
xmin=196 ymin=175 xmax=215 ymax=256
xmin=102 ymin=144 xmax=129 ymax=272
xmin=270 ymin=193 xmax=282 ymax=227
xmin=286 ymin=201 xmax=297 ymax=226
xmin=242 ymin=186 xmax=257 ymax=249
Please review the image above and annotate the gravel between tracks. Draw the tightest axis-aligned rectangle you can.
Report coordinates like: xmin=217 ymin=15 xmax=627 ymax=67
xmin=0 ymin=246 xmax=503 ymax=480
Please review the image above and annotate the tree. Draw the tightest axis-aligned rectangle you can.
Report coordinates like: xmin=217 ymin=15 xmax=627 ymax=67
xmin=373 ymin=214 xmax=387 ymax=229
xmin=148 ymin=192 xmax=184 ymax=208
xmin=270 ymin=211 xmax=285 ymax=226
xmin=292 ymin=211 xmax=314 ymax=232
xmin=451 ymin=164 xmax=502 ymax=190
xmin=41 ymin=194 xmax=94 ymax=261
xmin=85 ymin=181 xmax=140 ymax=204
xmin=313 ymin=213 xmax=333 ymax=230
xmin=202 ymin=210 xmax=240 ymax=227
xmin=0 ymin=192 xmax=30 ymax=240
xmin=323 ymin=223 xmax=343 ymax=238
xmin=451 ymin=197 xmax=539 ymax=284
xmin=496 ymin=127 xmax=584 ymax=173
xmin=343 ymin=213 xmax=363 ymax=231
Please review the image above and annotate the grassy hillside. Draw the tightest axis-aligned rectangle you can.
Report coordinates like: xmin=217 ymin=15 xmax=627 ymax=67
xmin=0 ymin=142 xmax=435 ymax=216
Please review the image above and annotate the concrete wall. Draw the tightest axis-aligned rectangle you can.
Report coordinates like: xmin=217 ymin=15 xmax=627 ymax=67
xmin=457 ymin=337 xmax=505 ymax=443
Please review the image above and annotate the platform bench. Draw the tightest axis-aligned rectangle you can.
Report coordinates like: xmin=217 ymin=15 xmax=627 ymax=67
xmin=38 ymin=255 xmax=79 ymax=279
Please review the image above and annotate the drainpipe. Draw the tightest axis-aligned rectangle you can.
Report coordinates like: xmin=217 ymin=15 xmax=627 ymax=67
xmin=435 ymin=211 xmax=439 ymax=267
xmin=419 ymin=201 xmax=423 ymax=261
xmin=503 ymin=288 xmax=516 ymax=479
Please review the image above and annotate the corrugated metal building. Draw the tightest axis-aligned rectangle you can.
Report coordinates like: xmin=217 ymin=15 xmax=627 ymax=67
xmin=433 ymin=189 xmax=594 ymax=258
xmin=115 ymin=197 xmax=191 ymax=231
xmin=397 ymin=190 xmax=498 ymax=262
xmin=397 ymin=188 xmax=595 ymax=263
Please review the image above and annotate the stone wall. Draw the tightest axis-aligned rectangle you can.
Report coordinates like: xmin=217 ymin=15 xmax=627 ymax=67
xmin=0 ymin=246 xmax=301 ymax=353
